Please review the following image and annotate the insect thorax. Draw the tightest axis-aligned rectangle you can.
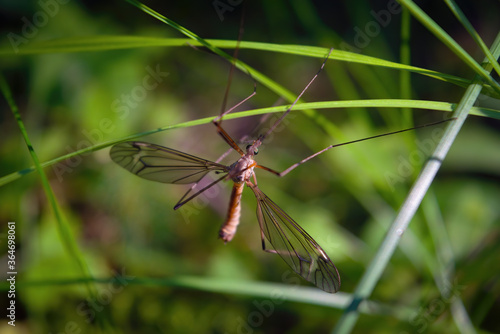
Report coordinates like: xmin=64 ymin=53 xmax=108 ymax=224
xmin=229 ymin=155 xmax=255 ymax=183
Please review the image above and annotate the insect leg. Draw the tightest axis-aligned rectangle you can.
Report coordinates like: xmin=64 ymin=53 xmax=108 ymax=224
xmin=256 ymin=119 xmax=454 ymax=177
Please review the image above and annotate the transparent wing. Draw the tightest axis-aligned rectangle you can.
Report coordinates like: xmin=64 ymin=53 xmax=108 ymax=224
xmin=110 ymin=141 xmax=229 ymax=184
xmin=250 ymin=186 xmax=341 ymax=293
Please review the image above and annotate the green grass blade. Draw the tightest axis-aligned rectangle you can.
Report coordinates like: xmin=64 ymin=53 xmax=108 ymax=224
xmin=122 ymin=0 xmax=299 ymax=105
xmin=0 ymin=35 xmax=186 ymax=55
xmin=0 ymin=74 xmax=109 ymax=329
xmin=332 ymin=31 xmax=500 ymax=334
xmin=2 ymin=36 xmax=492 ymax=96
xmin=398 ymin=0 xmax=500 ymax=94
xmin=443 ymin=0 xmax=500 ymax=78
xmin=399 ymin=6 xmax=412 ymax=124
xmin=6 ymin=276 xmax=413 ymax=319
xmin=0 ymin=99 xmax=497 ymax=188
xmin=123 ymin=0 xmax=232 ymax=62
xmin=422 ymin=193 xmax=476 ymax=334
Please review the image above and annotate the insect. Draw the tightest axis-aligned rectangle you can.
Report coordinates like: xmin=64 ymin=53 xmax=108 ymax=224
xmin=109 ymin=43 xmax=453 ymax=293
xmin=110 ymin=49 xmax=342 ymax=293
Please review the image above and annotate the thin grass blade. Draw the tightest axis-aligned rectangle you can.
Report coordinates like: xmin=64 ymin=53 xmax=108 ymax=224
xmin=332 ymin=31 xmax=500 ymax=334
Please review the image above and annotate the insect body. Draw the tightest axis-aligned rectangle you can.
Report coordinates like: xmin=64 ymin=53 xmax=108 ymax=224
xmin=111 ymin=48 xmax=341 ymax=293
xmin=109 ymin=40 xmax=452 ymax=293
xmin=110 ymin=135 xmax=341 ymax=293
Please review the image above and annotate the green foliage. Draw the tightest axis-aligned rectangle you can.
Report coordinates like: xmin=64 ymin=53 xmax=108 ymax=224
xmin=1 ymin=0 xmax=499 ymax=333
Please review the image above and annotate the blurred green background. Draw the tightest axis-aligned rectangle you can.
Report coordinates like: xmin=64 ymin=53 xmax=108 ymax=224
xmin=1 ymin=0 xmax=500 ymax=333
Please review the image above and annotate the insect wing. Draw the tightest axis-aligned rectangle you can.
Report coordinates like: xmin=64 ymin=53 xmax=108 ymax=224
xmin=110 ymin=141 xmax=229 ymax=184
xmin=251 ymin=186 xmax=340 ymax=293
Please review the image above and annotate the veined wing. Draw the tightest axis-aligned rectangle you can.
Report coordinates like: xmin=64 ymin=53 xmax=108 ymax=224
xmin=110 ymin=141 xmax=229 ymax=184
xmin=250 ymin=186 xmax=340 ymax=293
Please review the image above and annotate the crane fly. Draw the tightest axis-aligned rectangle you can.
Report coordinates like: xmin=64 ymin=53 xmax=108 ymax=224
xmin=110 ymin=48 xmax=342 ymax=293
xmin=109 ymin=45 xmax=451 ymax=293
xmin=110 ymin=136 xmax=340 ymax=293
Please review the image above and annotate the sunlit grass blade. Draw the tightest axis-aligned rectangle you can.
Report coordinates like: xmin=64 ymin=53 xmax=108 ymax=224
xmin=3 ymin=35 xmax=496 ymax=97
xmin=332 ymin=31 xmax=500 ymax=334
xmin=0 ymin=99 xmax=497 ymax=187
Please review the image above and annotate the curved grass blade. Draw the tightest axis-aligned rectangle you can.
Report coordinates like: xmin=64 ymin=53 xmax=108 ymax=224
xmin=0 ymin=74 xmax=105 ymax=327
xmin=2 ymin=36 xmax=483 ymax=94
xmin=1 ymin=100 xmax=497 ymax=188
xmin=398 ymin=0 xmax=500 ymax=94
xmin=443 ymin=0 xmax=500 ymax=77
xmin=333 ymin=30 xmax=500 ymax=334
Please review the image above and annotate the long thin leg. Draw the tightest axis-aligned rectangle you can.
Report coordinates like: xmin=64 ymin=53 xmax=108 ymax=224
xmin=213 ymin=122 xmax=246 ymax=155
xmin=214 ymin=37 xmax=332 ymax=158
xmin=174 ymin=173 xmax=229 ymax=210
xmin=213 ymin=87 xmax=257 ymax=124
xmin=215 ymin=99 xmax=283 ymax=163
xmin=214 ymin=46 xmax=331 ymax=155
xmin=217 ymin=5 xmax=246 ymax=120
xmin=212 ymin=65 xmax=257 ymax=155
xmin=259 ymin=229 xmax=279 ymax=254
xmin=256 ymin=119 xmax=455 ymax=177
xmin=211 ymin=4 xmax=258 ymax=156
xmin=260 ymin=48 xmax=334 ymax=142
xmin=185 ymin=9 xmax=252 ymax=199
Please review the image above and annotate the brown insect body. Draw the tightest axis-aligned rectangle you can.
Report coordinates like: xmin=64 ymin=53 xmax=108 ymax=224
xmin=219 ymin=141 xmax=260 ymax=243
xmin=109 ymin=49 xmax=343 ymax=293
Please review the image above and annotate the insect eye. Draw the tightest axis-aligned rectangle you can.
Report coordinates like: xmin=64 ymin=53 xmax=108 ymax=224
xmin=246 ymin=145 xmax=259 ymax=155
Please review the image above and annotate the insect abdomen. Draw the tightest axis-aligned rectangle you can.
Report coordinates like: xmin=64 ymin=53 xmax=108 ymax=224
xmin=219 ymin=182 xmax=244 ymax=243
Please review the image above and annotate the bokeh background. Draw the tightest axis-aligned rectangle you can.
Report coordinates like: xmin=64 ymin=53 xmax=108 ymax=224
xmin=1 ymin=0 xmax=499 ymax=333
